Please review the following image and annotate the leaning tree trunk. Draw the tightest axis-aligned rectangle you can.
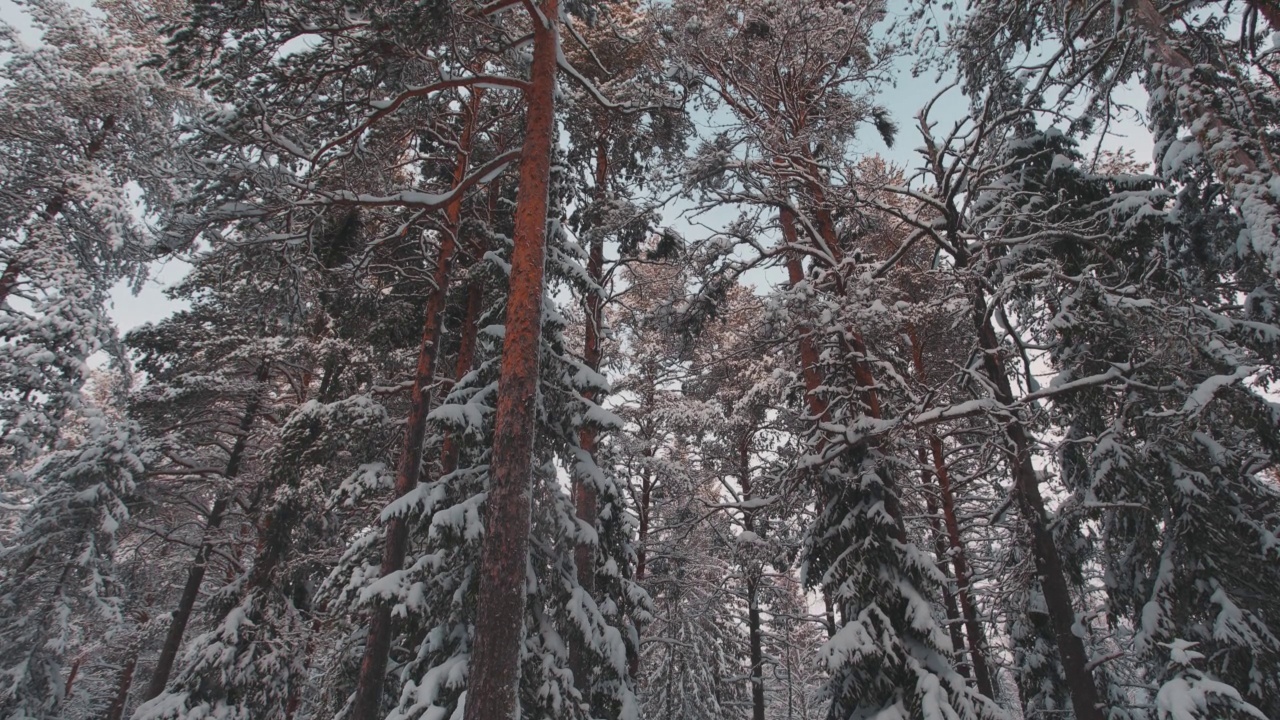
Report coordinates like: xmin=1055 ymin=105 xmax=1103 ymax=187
xmin=349 ymin=91 xmax=483 ymax=720
xmin=462 ymin=1 xmax=559 ymax=718
xmin=143 ymin=361 xmax=269 ymax=701
xmin=963 ymin=276 xmax=1103 ymax=720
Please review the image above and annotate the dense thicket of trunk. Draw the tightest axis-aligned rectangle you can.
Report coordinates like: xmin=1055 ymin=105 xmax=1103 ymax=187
xmin=908 ymin=330 xmax=995 ymax=698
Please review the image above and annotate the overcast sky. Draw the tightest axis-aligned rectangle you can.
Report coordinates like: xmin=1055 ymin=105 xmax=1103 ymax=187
xmin=0 ymin=0 xmax=1153 ymax=337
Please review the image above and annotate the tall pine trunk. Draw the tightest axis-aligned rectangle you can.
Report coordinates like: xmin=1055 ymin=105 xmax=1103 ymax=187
xmin=570 ymin=133 xmax=608 ymax=693
xmin=780 ymin=209 xmax=830 ymax=423
xmin=462 ymin=1 xmax=558 ymax=717
xmin=350 ymin=91 xmax=482 ymax=720
xmin=918 ymin=460 xmax=971 ymax=680
xmin=908 ymin=328 xmax=995 ymax=698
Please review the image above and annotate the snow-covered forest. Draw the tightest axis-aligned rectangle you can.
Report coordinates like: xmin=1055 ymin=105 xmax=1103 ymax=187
xmin=2 ymin=0 xmax=1279 ymax=718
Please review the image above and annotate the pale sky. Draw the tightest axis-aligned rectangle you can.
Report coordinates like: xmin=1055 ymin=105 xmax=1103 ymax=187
xmin=0 ymin=0 xmax=1154 ymax=337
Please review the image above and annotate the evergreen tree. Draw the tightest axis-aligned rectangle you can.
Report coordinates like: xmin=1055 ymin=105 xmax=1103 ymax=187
xmin=0 ymin=0 xmax=190 ymax=476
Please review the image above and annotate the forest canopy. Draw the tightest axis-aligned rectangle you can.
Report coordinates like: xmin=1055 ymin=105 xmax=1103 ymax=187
xmin=0 ymin=1 xmax=1278 ymax=720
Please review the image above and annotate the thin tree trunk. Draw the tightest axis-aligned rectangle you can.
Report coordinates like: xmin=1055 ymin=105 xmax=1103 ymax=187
xmin=438 ymin=275 xmax=484 ymax=475
xmin=628 ymin=465 xmax=652 ymax=678
xmin=747 ymin=576 xmax=766 ymax=720
xmin=462 ymin=2 xmax=559 ymax=717
xmin=570 ymin=133 xmax=609 ymax=694
xmin=350 ymin=91 xmax=483 ymax=720
xmin=63 ymin=654 xmax=83 ymax=698
xmin=103 ymin=651 xmax=139 ymax=720
xmin=144 ymin=495 xmax=229 ymax=701
xmin=740 ymin=435 xmax=766 ymax=720
xmin=966 ymin=286 xmax=1102 ymax=720
xmin=919 ymin=450 xmax=970 ymax=679
xmin=908 ymin=328 xmax=995 ymax=698
xmin=143 ymin=362 xmax=269 ymax=701
xmin=438 ymin=181 xmax=494 ymax=475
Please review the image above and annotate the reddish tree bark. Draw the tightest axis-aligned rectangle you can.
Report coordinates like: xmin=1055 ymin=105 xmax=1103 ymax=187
xmin=462 ymin=1 xmax=559 ymax=717
xmin=570 ymin=133 xmax=609 ymax=693
xmin=909 ymin=97 xmax=1102 ymax=716
xmin=350 ymin=91 xmax=484 ymax=720
xmin=438 ymin=276 xmax=485 ymax=475
xmin=781 ymin=207 xmax=910 ymax=546
xmin=63 ymin=654 xmax=84 ymax=699
xmin=438 ymin=183 xmax=496 ymax=476
xmin=908 ymin=328 xmax=995 ymax=698
xmin=104 ymin=651 xmax=139 ymax=720
xmin=780 ymin=209 xmax=831 ymax=424
xmin=143 ymin=362 xmax=269 ymax=701
xmin=918 ymin=451 xmax=970 ymax=678
xmin=782 ymin=207 xmax=846 ymax=645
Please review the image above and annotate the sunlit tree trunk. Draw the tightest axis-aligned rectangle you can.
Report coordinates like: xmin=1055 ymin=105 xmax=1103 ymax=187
xmin=462 ymin=1 xmax=559 ymax=717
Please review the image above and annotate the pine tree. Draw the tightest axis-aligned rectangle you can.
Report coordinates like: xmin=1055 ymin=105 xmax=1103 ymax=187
xmin=0 ymin=0 xmax=190 ymax=476
xmin=0 ymin=408 xmax=145 ymax=719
